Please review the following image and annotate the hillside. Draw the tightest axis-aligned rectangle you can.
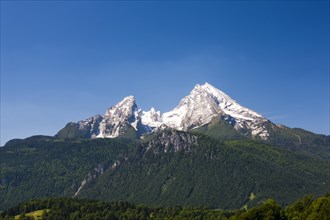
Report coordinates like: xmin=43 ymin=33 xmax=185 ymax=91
xmin=1 ymin=130 xmax=329 ymax=210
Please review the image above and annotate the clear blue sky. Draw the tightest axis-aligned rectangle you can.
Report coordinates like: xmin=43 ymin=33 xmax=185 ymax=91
xmin=1 ymin=1 xmax=329 ymax=145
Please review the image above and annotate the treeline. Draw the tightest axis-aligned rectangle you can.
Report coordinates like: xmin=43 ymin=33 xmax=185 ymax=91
xmin=0 ymin=194 xmax=329 ymax=220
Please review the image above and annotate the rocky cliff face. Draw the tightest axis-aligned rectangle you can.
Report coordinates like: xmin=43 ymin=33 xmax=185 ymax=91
xmin=97 ymin=96 xmax=142 ymax=138
xmin=146 ymin=131 xmax=198 ymax=154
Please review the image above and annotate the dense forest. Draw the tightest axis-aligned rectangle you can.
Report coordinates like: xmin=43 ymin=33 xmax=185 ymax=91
xmin=1 ymin=194 xmax=329 ymax=220
xmin=1 ymin=131 xmax=329 ymax=210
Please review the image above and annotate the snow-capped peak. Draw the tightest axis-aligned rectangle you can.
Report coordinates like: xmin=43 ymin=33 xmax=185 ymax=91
xmin=97 ymin=96 xmax=139 ymax=138
xmin=105 ymin=96 xmax=136 ymax=114
xmin=200 ymin=82 xmax=264 ymax=120
xmin=59 ymin=82 xmax=270 ymax=140
xmin=200 ymin=82 xmax=235 ymax=103
xmin=162 ymin=82 xmax=269 ymax=139
xmin=162 ymin=82 xmax=224 ymax=130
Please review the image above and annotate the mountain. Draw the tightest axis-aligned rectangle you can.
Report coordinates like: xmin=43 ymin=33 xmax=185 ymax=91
xmin=1 ymin=82 xmax=329 ymax=211
xmin=56 ymin=83 xmax=271 ymax=140
xmin=161 ymin=83 xmax=269 ymax=139
xmin=56 ymin=96 xmax=148 ymax=139
xmin=56 ymin=82 xmax=329 ymax=158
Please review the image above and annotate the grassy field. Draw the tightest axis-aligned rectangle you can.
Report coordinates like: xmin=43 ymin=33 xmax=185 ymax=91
xmin=15 ymin=209 xmax=48 ymax=220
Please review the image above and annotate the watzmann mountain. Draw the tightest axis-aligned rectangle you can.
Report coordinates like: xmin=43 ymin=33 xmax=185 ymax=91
xmin=57 ymin=83 xmax=270 ymax=140
xmin=1 ymin=83 xmax=329 ymax=211
xmin=56 ymin=82 xmax=329 ymax=158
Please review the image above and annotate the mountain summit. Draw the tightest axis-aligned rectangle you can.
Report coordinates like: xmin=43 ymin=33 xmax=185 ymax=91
xmin=56 ymin=83 xmax=271 ymax=140
xmin=97 ymin=95 xmax=140 ymax=138
xmin=161 ymin=83 xmax=269 ymax=139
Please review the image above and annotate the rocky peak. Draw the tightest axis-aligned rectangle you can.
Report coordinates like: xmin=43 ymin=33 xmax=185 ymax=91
xmin=104 ymin=96 xmax=137 ymax=119
xmin=56 ymin=83 xmax=271 ymax=140
xmin=161 ymin=84 xmax=221 ymax=130
xmin=97 ymin=96 xmax=141 ymax=138
xmin=161 ymin=82 xmax=269 ymax=139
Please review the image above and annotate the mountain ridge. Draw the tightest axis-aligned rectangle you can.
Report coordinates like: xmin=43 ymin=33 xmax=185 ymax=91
xmin=56 ymin=83 xmax=274 ymax=141
xmin=55 ymin=82 xmax=329 ymax=159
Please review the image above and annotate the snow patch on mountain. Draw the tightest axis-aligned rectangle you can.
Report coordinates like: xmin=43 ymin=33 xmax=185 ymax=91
xmin=162 ymin=84 xmax=217 ymax=130
xmin=62 ymin=82 xmax=270 ymax=140
xmin=141 ymin=108 xmax=162 ymax=129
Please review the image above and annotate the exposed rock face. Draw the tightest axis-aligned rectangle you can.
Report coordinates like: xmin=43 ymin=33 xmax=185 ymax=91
xmin=97 ymin=96 xmax=140 ymax=138
xmin=78 ymin=115 xmax=103 ymax=138
xmin=146 ymin=131 xmax=198 ymax=154
xmin=73 ymin=164 xmax=104 ymax=197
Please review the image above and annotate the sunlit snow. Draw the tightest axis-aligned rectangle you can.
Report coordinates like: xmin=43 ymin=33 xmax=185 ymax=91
xmin=75 ymin=83 xmax=270 ymax=140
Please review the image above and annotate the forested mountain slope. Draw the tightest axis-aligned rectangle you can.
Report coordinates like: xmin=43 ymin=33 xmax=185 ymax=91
xmin=1 ymin=130 xmax=329 ymax=210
